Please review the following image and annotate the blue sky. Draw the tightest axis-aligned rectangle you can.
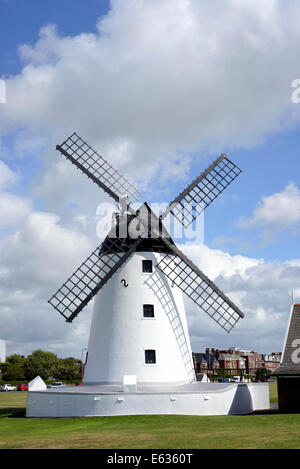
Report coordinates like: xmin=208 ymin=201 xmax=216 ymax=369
xmin=0 ymin=0 xmax=110 ymax=75
xmin=208 ymin=129 xmax=300 ymax=261
xmin=0 ymin=0 xmax=300 ymax=357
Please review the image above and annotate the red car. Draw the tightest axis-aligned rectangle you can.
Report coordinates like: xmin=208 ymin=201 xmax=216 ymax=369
xmin=17 ymin=383 xmax=28 ymax=391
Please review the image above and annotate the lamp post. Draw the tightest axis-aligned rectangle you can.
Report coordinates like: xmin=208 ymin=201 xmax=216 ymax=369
xmin=81 ymin=347 xmax=87 ymax=382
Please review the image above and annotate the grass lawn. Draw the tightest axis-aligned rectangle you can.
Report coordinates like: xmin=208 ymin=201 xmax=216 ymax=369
xmin=0 ymin=383 xmax=300 ymax=449
xmin=269 ymin=381 xmax=278 ymax=403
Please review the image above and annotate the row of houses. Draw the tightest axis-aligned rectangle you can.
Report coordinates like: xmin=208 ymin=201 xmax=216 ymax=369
xmin=193 ymin=347 xmax=281 ymax=377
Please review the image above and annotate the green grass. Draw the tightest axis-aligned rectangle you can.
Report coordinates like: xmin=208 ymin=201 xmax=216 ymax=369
xmin=0 ymin=384 xmax=299 ymax=449
xmin=269 ymin=382 xmax=278 ymax=403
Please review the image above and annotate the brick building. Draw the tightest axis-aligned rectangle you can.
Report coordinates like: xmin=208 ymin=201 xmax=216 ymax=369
xmin=193 ymin=347 xmax=281 ymax=379
xmin=245 ymin=353 xmax=260 ymax=374
xmin=260 ymin=353 xmax=281 ymax=371
xmin=217 ymin=350 xmax=246 ymax=372
xmin=193 ymin=348 xmax=219 ymax=376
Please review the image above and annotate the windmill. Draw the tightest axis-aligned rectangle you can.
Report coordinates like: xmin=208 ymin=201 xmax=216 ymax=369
xmin=48 ymin=133 xmax=243 ymax=386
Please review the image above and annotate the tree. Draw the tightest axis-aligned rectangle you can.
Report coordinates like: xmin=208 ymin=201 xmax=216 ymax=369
xmin=2 ymin=363 xmax=25 ymax=381
xmin=24 ymin=350 xmax=59 ymax=381
xmin=0 ymin=354 xmax=26 ymax=381
xmin=0 ymin=350 xmax=83 ymax=382
xmin=6 ymin=354 xmax=26 ymax=367
xmin=255 ymin=367 xmax=272 ymax=382
xmin=54 ymin=358 xmax=81 ymax=381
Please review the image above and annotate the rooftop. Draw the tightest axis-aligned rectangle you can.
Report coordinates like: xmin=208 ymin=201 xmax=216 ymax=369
xmin=272 ymin=304 xmax=300 ymax=376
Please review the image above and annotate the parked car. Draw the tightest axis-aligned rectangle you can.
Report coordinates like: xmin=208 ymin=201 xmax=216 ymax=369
xmin=75 ymin=382 xmax=82 ymax=386
xmin=47 ymin=381 xmax=65 ymax=388
xmin=230 ymin=376 xmax=242 ymax=383
xmin=17 ymin=383 xmax=28 ymax=391
xmin=0 ymin=384 xmax=17 ymax=392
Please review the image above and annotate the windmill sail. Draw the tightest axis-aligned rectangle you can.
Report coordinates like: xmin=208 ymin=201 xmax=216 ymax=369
xmin=161 ymin=154 xmax=242 ymax=228
xmin=49 ymin=236 xmax=143 ymax=323
xmin=56 ymin=133 xmax=143 ymax=208
xmin=50 ymin=134 xmax=244 ymax=333
xmin=156 ymin=239 xmax=244 ymax=332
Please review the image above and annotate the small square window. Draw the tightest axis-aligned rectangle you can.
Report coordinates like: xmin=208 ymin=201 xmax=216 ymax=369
xmin=143 ymin=304 xmax=154 ymax=318
xmin=145 ymin=349 xmax=156 ymax=364
xmin=142 ymin=260 xmax=152 ymax=273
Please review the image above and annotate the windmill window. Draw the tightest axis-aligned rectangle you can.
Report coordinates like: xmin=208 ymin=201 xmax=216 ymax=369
xmin=145 ymin=349 xmax=156 ymax=364
xmin=143 ymin=304 xmax=154 ymax=318
xmin=142 ymin=260 xmax=153 ymax=273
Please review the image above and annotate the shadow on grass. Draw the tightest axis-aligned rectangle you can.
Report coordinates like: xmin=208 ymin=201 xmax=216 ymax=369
xmin=251 ymin=403 xmax=279 ymax=415
xmin=0 ymin=407 xmax=26 ymax=418
xmin=251 ymin=408 xmax=280 ymax=415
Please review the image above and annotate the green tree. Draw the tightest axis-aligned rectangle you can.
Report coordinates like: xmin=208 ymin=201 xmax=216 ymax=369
xmin=24 ymin=350 xmax=59 ymax=381
xmin=0 ymin=354 xmax=26 ymax=381
xmin=255 ymin=367 xmax=272 ymax=382
xmin=2 ymin=363 xmax=25 ymax=381
xmin=54 ymin=358 xmax=81 ymax=381
xmin=6 ymin=354 xmax=26 ymax=367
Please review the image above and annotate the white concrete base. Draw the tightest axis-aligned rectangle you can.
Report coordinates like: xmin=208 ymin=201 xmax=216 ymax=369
xmin=26 ymin=382 xmax=270 ymax=418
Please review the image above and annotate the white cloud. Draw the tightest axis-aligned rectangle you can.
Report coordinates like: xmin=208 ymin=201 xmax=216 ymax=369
xmin=0 ymin=160 xmax=17 ymax=190
xmin=1 ymin=211 xmax=93 ymax=287
xmin=1 ymin=0 xmax=300 ymax=236
xmin=179 ymin=243 xmax=297 ymax=353
xmin=0 ymin=192 xmax=32 ymax=227
xmin=0 ymin=218 xmax=297 ymax=357
xmin=1 ymin=0 xmax=300 ymax=185
xmin=180 ymin=243 xmax=262 ymax=279
xmin=238 ymin=182 xmax=300 ymax=241
xmin=0 ymin=161 xmax=32 ymax=227
xmin=0 ymin=208 xmax=94 ymax=357
xmin=287 ymin=259 xmax=300 ymax=267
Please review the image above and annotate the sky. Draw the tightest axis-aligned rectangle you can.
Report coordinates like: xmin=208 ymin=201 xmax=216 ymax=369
xmin=0 ymin=0 xmax=300 ymax=360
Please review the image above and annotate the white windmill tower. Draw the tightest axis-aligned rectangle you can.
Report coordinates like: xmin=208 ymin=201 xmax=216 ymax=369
xmin=48 ymin=133 xmax=244 ymax=388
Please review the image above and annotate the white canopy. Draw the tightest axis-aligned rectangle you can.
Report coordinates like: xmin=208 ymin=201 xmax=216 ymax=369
xmin=28 ymin=376 xmax=47 ymax=391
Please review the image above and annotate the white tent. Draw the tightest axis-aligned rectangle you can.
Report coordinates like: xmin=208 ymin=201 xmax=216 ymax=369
xmin=28 ymin=376 xmax=47 ymax=391
xmin=197 ymin=373 xmax=210 ymax=383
